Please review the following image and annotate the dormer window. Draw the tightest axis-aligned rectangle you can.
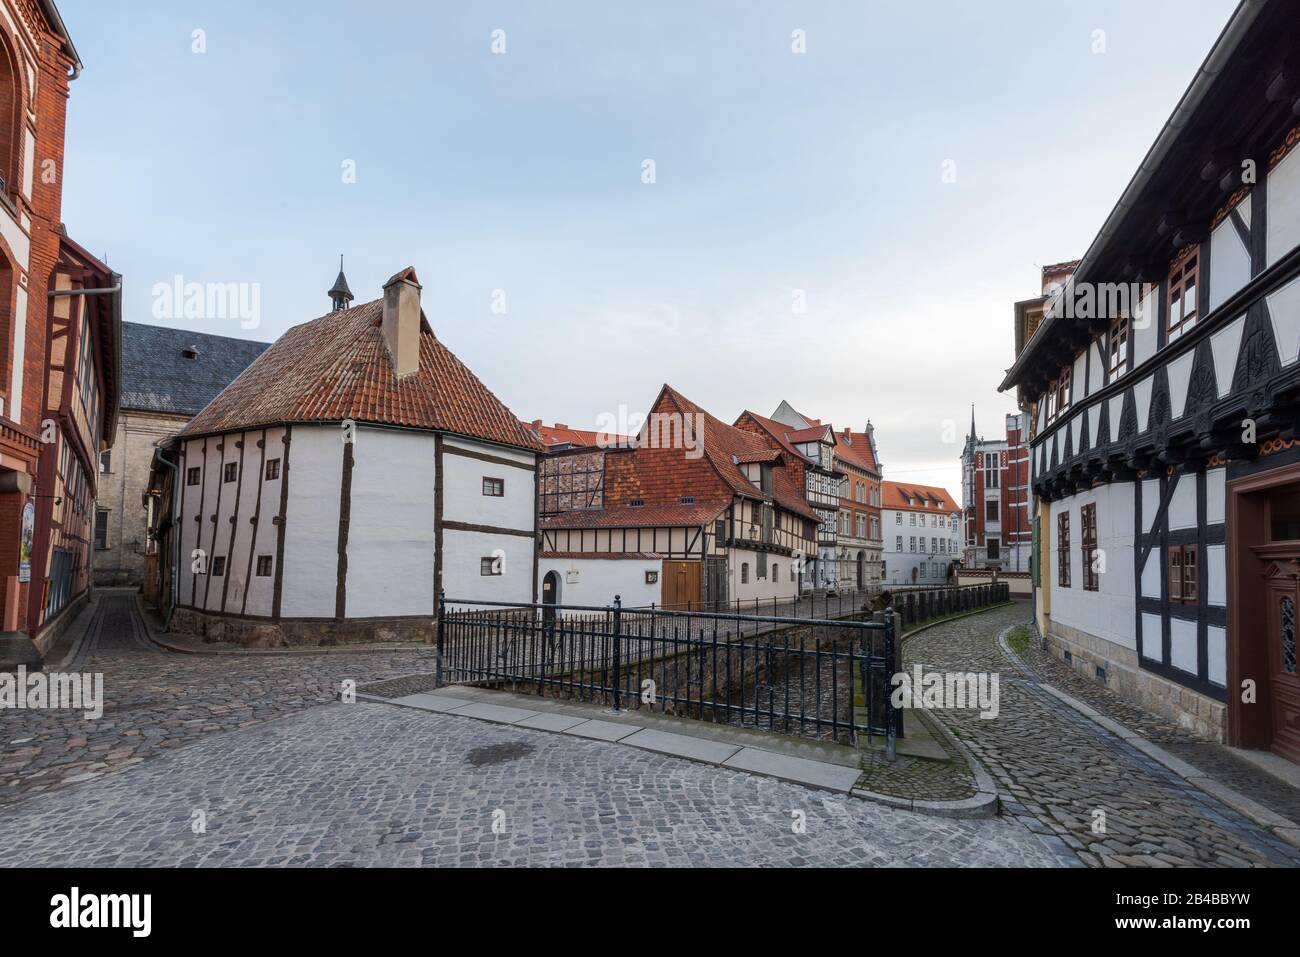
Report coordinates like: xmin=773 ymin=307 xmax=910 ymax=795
xmin=680 ymin=496 xmax=695 ymax=505
xmin=182 ymin=346 xmax=199 ymax=360
xmin=629 ymin=499 xmax=645 ymax=507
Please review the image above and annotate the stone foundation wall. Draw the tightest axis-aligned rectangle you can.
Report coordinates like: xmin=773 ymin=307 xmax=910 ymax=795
xmin=1045 ymin=618 xmax=1226 ymax=742
xmin=169 ymin=607 xmax=433 ymax=649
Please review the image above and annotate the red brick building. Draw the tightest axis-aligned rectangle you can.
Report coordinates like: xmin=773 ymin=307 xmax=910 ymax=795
xmin=0 ymin=1 xmax=120 ymax=664
xmin=960 ymin=408 xmax=1031 ymax=572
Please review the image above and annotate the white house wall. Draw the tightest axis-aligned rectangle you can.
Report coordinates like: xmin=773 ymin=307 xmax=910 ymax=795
xmin=443 ymin=528 xmax=534 ymax=606
xmin=1267 ymin=144 xmax=1300 ymax=267
xmin=1048 ymin=482 xmax=1136 ymax=653
xmin=346 ymin=427 xmax=436 ymax=618
xmin=537 ymin=556 xmax=660 ymax=609
xmin=281 ymin=425 xmax=344 ymax=618
xmin=728 ymin=545 xmax=800 ymax=602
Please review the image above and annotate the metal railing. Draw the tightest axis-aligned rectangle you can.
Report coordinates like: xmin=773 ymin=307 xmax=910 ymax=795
xmin=436 ymin=594 xmax=896 ymax=746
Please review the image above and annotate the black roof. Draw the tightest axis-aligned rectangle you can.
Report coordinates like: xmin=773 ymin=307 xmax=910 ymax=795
xmin=120 ymin=322 xmax=270 ymax=417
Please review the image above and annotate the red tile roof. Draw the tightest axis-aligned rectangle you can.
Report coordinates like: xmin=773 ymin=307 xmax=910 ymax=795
xmin=524 ymin=420 xmax=632 ymax=450
xmin=661 ymin=387 xmax=819 ymax=521
xmin=180 ymin=297 xmax=541 ymax=451
xmin=837 ymin=429 xmax=879 ymax=472
xmin=882 ymin=480 xmax=959 ymax=513
xmin=541 ymin=501 xmax=729 ymax=529
xmin=734 ymin=410 xmax=817 ymax=466
xmin=732 ymin=449 xmax=782 ymax=464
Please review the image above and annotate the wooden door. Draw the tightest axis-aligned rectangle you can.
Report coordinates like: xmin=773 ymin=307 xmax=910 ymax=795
xmin=1263 ymin=560 xmax=1300 ymax=763
xmin=661 ymin=560 xmax=701 ymax=611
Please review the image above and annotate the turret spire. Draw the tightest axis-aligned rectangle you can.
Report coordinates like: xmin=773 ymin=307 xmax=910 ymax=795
xmin=328 ymin=255 xmax=354 ymax=313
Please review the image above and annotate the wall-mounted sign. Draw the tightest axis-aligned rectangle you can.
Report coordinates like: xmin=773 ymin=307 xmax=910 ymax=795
xmin=645 ymin=571 xmax=658 ymax=585
xmin=18 ymin=499 xmax=34 ymax=583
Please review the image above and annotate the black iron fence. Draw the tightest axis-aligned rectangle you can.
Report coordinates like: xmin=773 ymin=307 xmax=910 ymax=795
xmin=433 ymin=583 xmax=1010 ymax=747
xmin=436 ymin=595 xmax=896 ymax=746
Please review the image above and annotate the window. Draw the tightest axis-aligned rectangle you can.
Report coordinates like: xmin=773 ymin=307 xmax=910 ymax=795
xmin=772 ymin=564 xmax=779 ymax=583
xmin=1057 ymin=513 xmax=1070 ymax=588
xmin=99 ymin=450 xmax=111 ymax=473
xmin=187 ymin=467 xmax=200 ymax=486
xmin=984 ymin=455 xmax=999 ymax=489
xmin=211 ymin=556 xmax=226 ymax=577
xmin=1046 ymin=380 xmax=1058 ymax=422
xmin=1107 ymin=316 xmax=1129 ymax=379
xmin=909 ymin=536 xmax=916 ymax=552
xmin=870 ymin=517 xmax=879 ymax=538
xmin=715 ymin=519 xmax=726 ymax=545
xmin=629 ymin=499 xmax=645 ymax=507
xmin=986 ymin=500 xmax=999 ymax=522
xmin=895 ymin=513 xmax=901 ymax=524
xmin=265 ymin=458 xmax=280 ymax=481
xmin=741 ymin=563 xmax=749 ymax=584
xmin=680 ymin=496 xmax=695 ymax=505
xmin=1081 ymin=503 xmax=1098 ymax=591
xmin=757 ymin=552 xmax=767 ymax=580
xmin=1056 ymin=367 xmax=1072 ymax=417
xmin=896 ymin=535 xmax=903 ymax=551
xmin=223 ymin=463 xmax=238 ymax=483
xmin=480 ymin=556 xmax=502 ymax=576
xmin=482 ymin=477 xmax=504 ymax=497
xmin=94 ymin=508 xmax=109 ymax=550
xmin=909 ymin=513 xmax=916 ymax=526
xmin=256 ymin=555 xmax=273 ymax=577
xmin=1167 ymin=249 xmax=1199 ymax=342
xmin=1169 ymin=545 xmax=1198 ymax=603
xmin=790 ymin=565 xmax=797 ymax=582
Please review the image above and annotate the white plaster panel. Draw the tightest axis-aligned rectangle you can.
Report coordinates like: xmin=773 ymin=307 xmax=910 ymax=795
xmin=245 ymin=426 xmax=287 ymax=617
xmin=1087 ymin=404 xmax=1100 ymax=451
xmin=1087 ymin=341 xmax=1103 ymax=396
xmin=1142 ymin=479 xmax=1160 ymax=535
xmin=538 ymin=557 xmax=660 ymax=609
xmin=1170 ymin=618 xmax=1197 ymax=674
xmin=1209 ymin=213 xmax=1251 ymax=313
xmin=1210 ymin=314 xmax=1245 ymax=397
xmin=1166 ymin=350 xmax=1194 ymax=421
xmin=1048 ymin=483 xmax=1136 ymax=653
xmin=1238 ymin=193 xmax=1251 ymax=229
xmin=1108 ymin=395 xmax=1125 ymax=441
xmin=281 ymin=426 xmax=344 ymax=618
xmin=346 ymin=427 xmax=436 ymax=618
xmin=1207 ymin=543 xmax=1226 ymax=608
xmin=1071 ymin=414 xmax=1082 ymax=455
xmin=1133 ymin=376 xmax=1153 ymax=434
xmin=1207 ymin=626 xmax=1226 ymax=687
xmin=1266 ymin=274 xmax=1300 ymax=367
xmin=442 ymin=529 xmax=534 ymax=606
xmin=1132 ymin=288 xmax=1158 ymax=366
xmin=1167 ymin=474 xmax=1197 ymax=531
xmin=442 ymin=443 xmax=535 ymax=531
xmin=1141 ymin=613 xmax=1162 ymax=661
xmin=1206 ymin=468 xmax=1225 ymax=525
xmin=1267 ymin=145 xmax=1300 ymax=267
xmin=1072 ymin=352 xmax=1086 ymax=404
xmin=1141 ymin=549 xmax=1160 ymax=599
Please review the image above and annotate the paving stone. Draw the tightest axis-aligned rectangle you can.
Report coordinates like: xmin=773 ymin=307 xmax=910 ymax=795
xmin=446 ymin=702 xmax=541 ymax=725
xmin=723 ymin=747 xmax=862 ymax=792
xmin=621 ymin=729 xmax=741 ymax=765
xmin=515 ymin=713 xmax=589 ymax=733
xmin=562 ymin=719 xmax=643 ymax=742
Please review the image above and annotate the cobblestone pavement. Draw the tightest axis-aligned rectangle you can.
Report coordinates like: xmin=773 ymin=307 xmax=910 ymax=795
xmin=1 ymin=594 xmax=436 ymax=806
xmin=0 ymin=702 xmax=1060 ymax=867
xmin=1019 ymin=634 xmax=1300 ymax=823
xmin=906 ymin=603 xmax=1300 ymax=868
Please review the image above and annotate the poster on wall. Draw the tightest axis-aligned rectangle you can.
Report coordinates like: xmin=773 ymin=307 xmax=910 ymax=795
xmin=18 ymin=499 xmax=34 ymax=583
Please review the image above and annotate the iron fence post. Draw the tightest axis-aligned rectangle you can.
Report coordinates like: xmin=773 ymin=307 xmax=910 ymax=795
xmin=608 ymin=595 xmax=623 ymax=715
xmin=435 ymin=589 xmax=445 ymax=688
xmin=883 ymin=609 xmax=897 ymax=761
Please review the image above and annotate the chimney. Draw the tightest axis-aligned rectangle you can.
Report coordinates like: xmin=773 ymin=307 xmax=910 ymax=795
xmin=382 ymin=266 xmax=422 ymax=378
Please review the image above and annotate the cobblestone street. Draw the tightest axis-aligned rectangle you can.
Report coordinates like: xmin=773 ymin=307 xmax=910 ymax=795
xmin=3 ymin=595 xmax=1299 ymax=867
xmin=906 ymin=604 xmax=1300 ymax=868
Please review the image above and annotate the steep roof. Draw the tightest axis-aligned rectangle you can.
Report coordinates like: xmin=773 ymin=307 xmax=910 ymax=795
xmin=882 ymin=480 xmax=959 ymax=513
xmin=836 ymin=429 xmax=879 ymax=472
xmin=661 ymin=386 xmax=818 ymax=521
xmin=120 ymin=323 xmax=270 ymax=417
xmin=735 ymin=410 xmax=816 ymax=466
xmin=179 ymin=298 xmax=541 ymax=451
xmin=542 ymin=501 xmax=728 ymax=530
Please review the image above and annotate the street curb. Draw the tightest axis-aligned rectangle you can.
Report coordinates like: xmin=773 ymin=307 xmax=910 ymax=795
xmin=996 ymin=624 xmax=1300 ymax=851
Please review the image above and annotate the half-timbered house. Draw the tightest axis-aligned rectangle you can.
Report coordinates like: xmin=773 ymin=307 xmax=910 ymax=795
xmin=1000 ymin=0 xmax=1300 ymax=760
xmin=734 ymin=403 xmax=843 ymax=590
xmin=152 ymin=266 xmax=541 ymax=646
xmin=538 ymin=385 xmax=818 ymax=609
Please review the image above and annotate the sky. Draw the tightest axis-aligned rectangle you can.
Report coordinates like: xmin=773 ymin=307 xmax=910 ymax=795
xmin=59 ymin=0 xmax=1240 ymax=499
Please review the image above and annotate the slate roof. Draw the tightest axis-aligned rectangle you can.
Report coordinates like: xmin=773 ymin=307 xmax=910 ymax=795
xmin=179 ymin=298 xmax=542 ymax=452
xmin=120 ymin=322 xmax=270 ymax=417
